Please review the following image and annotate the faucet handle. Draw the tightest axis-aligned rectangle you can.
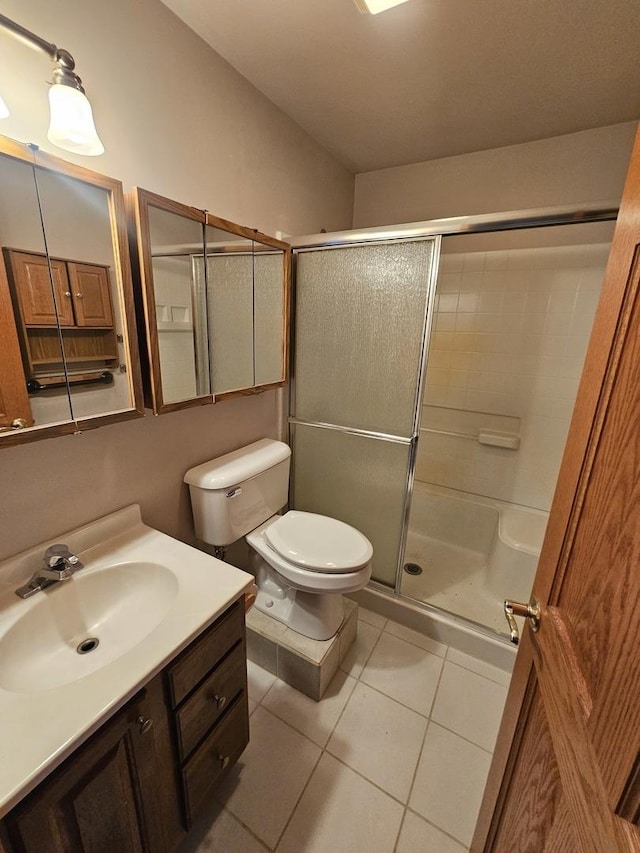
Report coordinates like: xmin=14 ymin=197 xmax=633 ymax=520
xmin=44 ymin=544 xmax=81 ymax=569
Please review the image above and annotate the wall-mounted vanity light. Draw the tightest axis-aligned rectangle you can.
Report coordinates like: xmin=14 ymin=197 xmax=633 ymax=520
xmin=0 ymin=13 xmax=104 ymax=156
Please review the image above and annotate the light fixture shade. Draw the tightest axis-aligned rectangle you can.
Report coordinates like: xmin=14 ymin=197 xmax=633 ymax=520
xmin=47 ymin=83 xmax=104 ymax=156
xmin=354 ymin=0 xmax=411 ymax=12
xmin=0 ymin=93 xmax=9 ymax=119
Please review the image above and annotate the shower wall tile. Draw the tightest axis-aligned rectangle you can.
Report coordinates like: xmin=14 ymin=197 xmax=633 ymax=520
xmin=420 ymin=243 xmax=608 ymax=510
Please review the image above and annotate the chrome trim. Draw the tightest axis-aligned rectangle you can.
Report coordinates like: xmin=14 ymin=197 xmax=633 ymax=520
xmin=288 ymin=417 xmax=412 ymax=445
xmin=395 ymin=435 xmax=418 ymax=594
xmin=394 ymin=235 xmax=442 ymax=594
xmin=290 ymin=202 xmax=619 ymax=249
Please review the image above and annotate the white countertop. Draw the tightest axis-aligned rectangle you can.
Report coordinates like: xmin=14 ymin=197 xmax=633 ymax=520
xmin=0 ymin=505 xmax=254 ymax=818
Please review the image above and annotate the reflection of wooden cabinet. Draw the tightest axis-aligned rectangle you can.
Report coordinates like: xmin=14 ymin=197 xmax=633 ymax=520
xmin=0 ymin=256 xmax=33 ymax=428
xmin=3 ymin=249 xmax=118 ymax=381
xmin=1 ymin=600 xmax=249 ymax=852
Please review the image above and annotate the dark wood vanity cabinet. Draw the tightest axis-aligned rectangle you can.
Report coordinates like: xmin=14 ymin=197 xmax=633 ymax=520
xmin=1 ymin=599 xmax=249 ymax=853
xmin=166 ymin=598 xmax=249 ymax=826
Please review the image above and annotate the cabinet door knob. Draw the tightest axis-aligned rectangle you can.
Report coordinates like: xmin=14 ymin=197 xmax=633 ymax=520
xmin=218 ymin=754 xmax=230 ymax=769
xmin=211 ymin=693 xmax=227 ymax=710
xmin=64 ymin=291 xmax=72 ymax=297
xmin=137 ymin=715 xmax=153 ymax=734
xmin=75 ymin=292 xmax=83 ymax=298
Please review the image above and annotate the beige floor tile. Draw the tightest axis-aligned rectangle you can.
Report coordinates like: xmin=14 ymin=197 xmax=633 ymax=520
xmin=360 ymin=632 xmax=444 ymax=715
xmin=410 ymin=722 xmax=491 ymax=847
xmin=248 ymin=697 xmax=258 ymax=716
xmin=277 ymin=753 xmax=404 ymax=853
xmin=339 ymin=620 xmax=381 ymax=678
xmin=216 ymin=706 xmax=321 ymax=848
xmin=384 ymin=620 xmax=448 ymax=657
xmin=327 ymin=682 xmax=427 ymax=802
xmin=190 ymin=808 xmax=268 ymax=852
xmin=262 ymin=669 xmax=357 ymax=747
xmin=357 ymin=606 xmax=388 ymax=629
xmin=247 ymin=660 xmax=277 ymax=703
xmin=396 ymin=810 xmax=467 ymax=853
xmin=446 ymin=647 xmax=512 ymax=687
xmin=431 ymin=661 xmax=507 ymax=752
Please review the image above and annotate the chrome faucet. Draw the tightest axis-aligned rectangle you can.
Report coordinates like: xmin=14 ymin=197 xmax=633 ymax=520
xmin=15 ymin=544 xmax=84 ymax=598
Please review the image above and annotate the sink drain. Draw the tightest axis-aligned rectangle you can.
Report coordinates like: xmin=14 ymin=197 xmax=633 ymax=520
xmin=77 ymin=637 xmax=100 ymax=655
xmin=404 ymin=562 xmax=423 ymax=576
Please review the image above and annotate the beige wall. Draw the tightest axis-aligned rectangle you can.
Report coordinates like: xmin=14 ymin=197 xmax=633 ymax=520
xmin=353 ymin=123 xmax=637 ymax=228
xmin=0 ymin=0 xmax=354 ymax=561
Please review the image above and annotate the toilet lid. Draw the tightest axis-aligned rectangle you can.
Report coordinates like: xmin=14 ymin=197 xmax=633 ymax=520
xmin=265 ymin=511 xmax=373 ymax=573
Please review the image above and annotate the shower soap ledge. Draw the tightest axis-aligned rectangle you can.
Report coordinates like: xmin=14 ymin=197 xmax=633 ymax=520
xmin=478 ymin=430 xmax=520 ymax=450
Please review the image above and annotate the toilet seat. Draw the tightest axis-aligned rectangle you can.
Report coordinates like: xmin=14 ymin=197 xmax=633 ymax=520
xmin=264 ymin=510 xmax=373 ymax=573
xmin=247 ymin=513 xmax=372 ymax=594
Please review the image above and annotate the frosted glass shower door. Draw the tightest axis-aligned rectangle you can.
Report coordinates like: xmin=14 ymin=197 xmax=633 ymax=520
xmin=291 ymin=239 xmax=439 ymax=587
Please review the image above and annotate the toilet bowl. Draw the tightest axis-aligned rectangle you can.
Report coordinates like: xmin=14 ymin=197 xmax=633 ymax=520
xmin=247 ymin=511 xmax=372 ymax=639
xmin=184 ymin=439 xmax=373 ymax=640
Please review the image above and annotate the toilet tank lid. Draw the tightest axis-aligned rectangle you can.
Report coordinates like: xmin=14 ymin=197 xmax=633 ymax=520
xmin=184 ymin=439 xmax=291 ymax=490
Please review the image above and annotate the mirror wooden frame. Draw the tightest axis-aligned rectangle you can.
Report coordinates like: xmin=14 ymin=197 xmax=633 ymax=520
xmin=0 ymin=135 xmax=144 ymax=448
xmin=129 ymin=187 xmax=291 ymax=415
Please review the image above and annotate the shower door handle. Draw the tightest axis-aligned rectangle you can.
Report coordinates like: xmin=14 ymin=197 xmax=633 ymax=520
xmin=503 ymin=597 xmax=541 ymax=646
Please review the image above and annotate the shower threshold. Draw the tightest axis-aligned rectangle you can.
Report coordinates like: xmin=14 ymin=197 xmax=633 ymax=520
xmin=349 ymin=585 xmax=516 ymax=673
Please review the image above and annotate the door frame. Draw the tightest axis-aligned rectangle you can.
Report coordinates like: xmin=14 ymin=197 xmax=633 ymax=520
xmin=472 ymin=122 xmax=640 ymax=851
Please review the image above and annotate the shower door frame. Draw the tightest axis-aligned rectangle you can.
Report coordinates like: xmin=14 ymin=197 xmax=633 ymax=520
xmin=289 ymin=201 xmax=619 ymax=612
xmin=289 ymin=235 xmax=441 ymax=591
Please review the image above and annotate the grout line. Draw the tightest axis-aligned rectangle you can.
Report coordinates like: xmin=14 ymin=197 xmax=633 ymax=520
xmin=444 ymin=650 xmax=512 ymax=687
xmin=392 ymin=807 xmax=408 ymax=853
xmin=427 ymin=718 xmax=496 ymax=756
xmin=403 ymin=642 xmax=450 ymax=815
xmin=272 ymin=743 xmax=324 ymax=851
xmin=218 ymin=806 xmax=272 ymax=852
xmin=405 ymin=806 xmax=472 ymax=850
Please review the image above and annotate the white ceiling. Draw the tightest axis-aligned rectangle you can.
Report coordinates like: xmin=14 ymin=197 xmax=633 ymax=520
xmin=161 ymin=0 xmax=640 ymax=174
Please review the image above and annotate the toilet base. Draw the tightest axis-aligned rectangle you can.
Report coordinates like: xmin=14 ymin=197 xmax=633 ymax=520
xmin=254 ymin=561 xmax=345 ymax=641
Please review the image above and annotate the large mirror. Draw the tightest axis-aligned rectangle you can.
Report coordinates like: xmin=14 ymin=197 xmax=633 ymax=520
xmin=0 ymin=135 xmax=144 ymax=447
xmin=131 ymin=189 xmax=290 ymax=415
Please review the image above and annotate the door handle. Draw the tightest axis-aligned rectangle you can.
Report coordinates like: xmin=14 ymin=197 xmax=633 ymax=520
xmin=504 ymin=597 xmax=541 ymax=646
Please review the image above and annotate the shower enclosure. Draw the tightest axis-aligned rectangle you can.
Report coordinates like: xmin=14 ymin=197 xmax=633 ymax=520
xmin=289 ymin=205 xmax=617 ymax=648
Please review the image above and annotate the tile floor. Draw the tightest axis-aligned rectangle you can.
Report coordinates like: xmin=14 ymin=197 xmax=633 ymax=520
xmin=180 ymin=607 xmax=511 ymax=853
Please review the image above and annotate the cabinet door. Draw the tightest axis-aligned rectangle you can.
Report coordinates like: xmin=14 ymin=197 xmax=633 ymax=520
xmin=7 ymin=251 xmax=74 ymax=326
xmin=3 ymin=682 xmax=182 ymax=853
xmin=68 ymin=262 xmax=114 ymax=327
xmin=0 ymin=259 xmax=32 ymax=428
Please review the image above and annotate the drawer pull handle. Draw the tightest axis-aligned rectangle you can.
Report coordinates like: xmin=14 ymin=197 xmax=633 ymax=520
xmin=211 ymin=693 xmax=227 ymax=710
xmin=137 ymin=715 xmax=153 ymax=735
xmin=218 ymin=754 xmax=230 ymax=769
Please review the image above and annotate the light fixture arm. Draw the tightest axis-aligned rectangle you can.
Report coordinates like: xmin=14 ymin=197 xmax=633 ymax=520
xmin=0 ymin=14 xmax=84 ymax=92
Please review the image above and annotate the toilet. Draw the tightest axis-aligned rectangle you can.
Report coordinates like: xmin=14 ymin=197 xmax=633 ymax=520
xmin=184 ymin=438 xmax=372 ymax=640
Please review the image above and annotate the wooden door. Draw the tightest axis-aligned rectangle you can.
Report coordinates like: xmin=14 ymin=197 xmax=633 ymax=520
xmin=5 ymin=250 xmax=74 ymax=326
xmin=0 ymin=254 xmax=33 ymax=428
xmin=68 ymin=262 xmax=114 ymax=327
xmin=473 ymin=127 xmax=640 ymax=851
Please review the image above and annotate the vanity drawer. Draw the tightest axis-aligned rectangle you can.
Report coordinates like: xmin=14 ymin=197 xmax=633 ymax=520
xmin=175 ymin=643 xmax=247 ymax=760
xmin=166 ymin=599 xmax=244 ymax=707
xmin=181 ymin=696 xmax=249 ymax=826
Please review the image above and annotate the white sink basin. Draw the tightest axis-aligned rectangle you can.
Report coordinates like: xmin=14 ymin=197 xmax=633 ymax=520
xmin=0 ymin=562 xmax=178 ymax=693
xmin=0 ymin=504 xmax=254 ymax=819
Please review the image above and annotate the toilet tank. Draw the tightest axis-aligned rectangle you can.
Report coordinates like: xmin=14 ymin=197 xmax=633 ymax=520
xmin=184 ymin=439 xmax=292 ymax=546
